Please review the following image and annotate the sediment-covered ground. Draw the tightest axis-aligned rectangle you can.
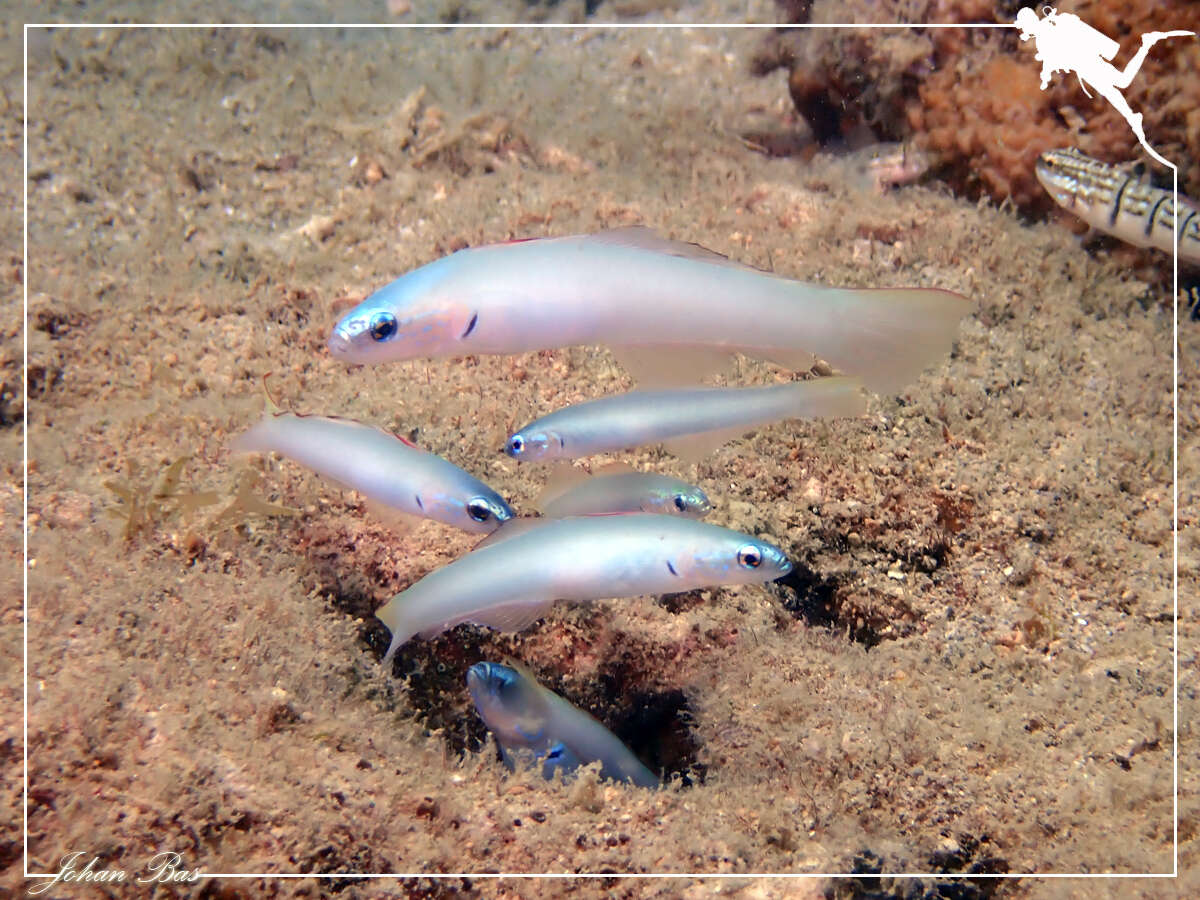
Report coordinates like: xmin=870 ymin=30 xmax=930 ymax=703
xmin=6 ymin=12 xmax=1192 ymax=898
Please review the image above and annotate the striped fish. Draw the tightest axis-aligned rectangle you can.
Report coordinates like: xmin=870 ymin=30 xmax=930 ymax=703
xmin=1035 ymin=148 xmax=1200 ymax=264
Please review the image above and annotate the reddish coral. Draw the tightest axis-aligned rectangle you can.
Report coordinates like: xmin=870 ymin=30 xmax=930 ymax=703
xmin=766 ymin=0 xmax=1200 ymax=213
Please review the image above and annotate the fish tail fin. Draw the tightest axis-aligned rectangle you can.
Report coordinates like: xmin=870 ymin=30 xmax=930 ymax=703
xmin=797 ymin=285 xmax=970 ymax=393
xmin=376 ymin=598 xmax=413 ymax=665
xmin=262 ymin=372 xmax=285 ymax=415
xmin=229 ymin=376 xmax=289 ymax=456
xmin=228 ymin=418 xmax=271 ymax=456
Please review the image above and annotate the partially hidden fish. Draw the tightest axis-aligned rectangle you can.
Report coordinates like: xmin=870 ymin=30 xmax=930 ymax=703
xmin=536 ymin=466 xmax=712 ymax=518
xmin=328 ymin=228 xmax=970 ymax=393
xmin=505 ymin=376 xmax=866 ymax=462
xmin=375 ymin=513 xmax=792 ymax=662
xmin=231 ymin=411 xmax=514 ymax=533
xmin=1036 ymin=147 xmax=1200 ymax=264
xmin=848 ymin=142 xmax=937 ymax=193
xmin=468 ymin=661 xmax=658 ymax=789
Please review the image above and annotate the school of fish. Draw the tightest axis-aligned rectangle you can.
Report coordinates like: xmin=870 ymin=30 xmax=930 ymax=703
xmin=237 ymin=227 xmax=969 ymax=787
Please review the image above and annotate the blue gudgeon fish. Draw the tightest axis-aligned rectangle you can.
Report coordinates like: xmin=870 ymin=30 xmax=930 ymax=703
xmin=468 ymin=661 xmax=659 ymax=789
xmin=328 ymin=228 xmax=970 ymax=393
xmin=231 ymin=410 xmax=513 ymax=533
xmin=505 ymin=376 xmax=865 ymax=462
xmin=1036 ymin=148 xmax=1200 ymax=264
xmin=375 ymin=513 xmax=791 ymax=662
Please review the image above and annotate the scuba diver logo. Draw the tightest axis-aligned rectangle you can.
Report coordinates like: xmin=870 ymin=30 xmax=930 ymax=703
xmin=1015 ymin=6 xmax=1194 ymax=166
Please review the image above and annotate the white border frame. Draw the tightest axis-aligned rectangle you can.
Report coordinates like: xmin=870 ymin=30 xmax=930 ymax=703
xmin=21 ymin=17 xmax=1180 ymax=892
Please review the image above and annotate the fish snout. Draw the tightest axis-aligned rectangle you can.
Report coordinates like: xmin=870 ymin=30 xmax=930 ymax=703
xmin=327 ymin=328 xmax=355 ymax=360
xmin=466 ymin=663 xmax=493 ymax=699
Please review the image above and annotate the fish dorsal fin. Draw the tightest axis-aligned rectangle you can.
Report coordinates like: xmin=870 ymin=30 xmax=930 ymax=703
xmin=471 ymin=515 xmax=546 ymax=550
xmin=594 ymin=461 xmax=636 ymax=475
xmin=609 ymin=344 xmax=736 ymax=388
xmin=533 ymin=463 xmax=591 ymax=512
xmin=500 ymin=655 xmax=545 ymax=688
xmin=586 ymin=226 xmax=742 ymax=267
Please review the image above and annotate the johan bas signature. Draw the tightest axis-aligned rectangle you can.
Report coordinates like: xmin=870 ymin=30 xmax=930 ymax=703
xmin=28 ymin=851 xmax=203 ymax=894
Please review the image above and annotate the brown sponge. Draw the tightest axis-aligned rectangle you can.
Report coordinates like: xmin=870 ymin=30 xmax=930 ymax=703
xmin=761 ymin=1 xmax=1200 ymax=213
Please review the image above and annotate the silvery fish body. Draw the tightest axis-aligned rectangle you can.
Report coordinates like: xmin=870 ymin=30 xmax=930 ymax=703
xmin=231 ymin=412 xmax=513 ymax=533
xmin=539 ymin=470 xmax=712 ymax=518
xmin=506 ymin=377 xmax=865 ymax=462
xmin=467 ymin=662 xmax=658 ymax=788
xmin=328 ymin=228 xmax=969 ymax=393
xmin=375 ymin=513 xmax=791 ymax=662
xmin=1036 ymin=148 xmax=1200 ymax=264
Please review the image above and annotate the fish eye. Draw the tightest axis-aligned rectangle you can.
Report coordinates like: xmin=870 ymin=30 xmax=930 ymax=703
xmin=369 ymin=312 xmax=398 ymax=342
xmin=467 ymin=498 xmax=493 ymax=522
xmin=737 ymin=544 xmax=763 ymax=569
xmin=496 ymin=671 xmax=517 ymax=693
xmin=508 ymin=435 xmax=525 ymax=456
xmin=673 ymin=494 xmax=687 ymax=512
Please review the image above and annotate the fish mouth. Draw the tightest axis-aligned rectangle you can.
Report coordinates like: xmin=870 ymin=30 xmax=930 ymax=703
xmin=466 ymin=663 xmax=490 ymax=692
xmin=327 ymin=329 xmax=354 ymax=360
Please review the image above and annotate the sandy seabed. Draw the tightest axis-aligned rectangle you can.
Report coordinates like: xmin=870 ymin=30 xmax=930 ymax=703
xmin=6 ymin=10 xmax=1196 ymax=899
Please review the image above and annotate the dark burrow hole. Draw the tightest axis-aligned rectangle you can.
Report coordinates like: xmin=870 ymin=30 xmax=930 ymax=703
xmin=323 ymin=581 xmax=705 ymax=787
xmin=773 ymin=563 xmax=883 ymax=649
xmin=828 ymin=835 xmax=1009 ymax=900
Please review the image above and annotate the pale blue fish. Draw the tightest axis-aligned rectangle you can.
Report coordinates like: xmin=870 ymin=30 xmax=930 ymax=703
xmin=328 ymin=228 xmax=970 ymax=393
xmin=536 ymin=467 xmax=712 ymax=518
xmin=376 ymin=513 xmax=791 ymax=662
xmin=468 ymin=661 xmax=659 ymax=789
xmin=231 ymin=411 xmax=513 ymax=533
xmin=505 ymin=376 xmax=865 ymax=462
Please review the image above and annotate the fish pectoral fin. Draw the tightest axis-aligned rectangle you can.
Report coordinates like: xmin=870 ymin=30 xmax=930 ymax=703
xmin=609 ymin=344 xmax=736 ymax=388
xmin=541 ymin=741 xmax=583 ymax=780
xmin=476 ymin=598 xmax=556 ymax=633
